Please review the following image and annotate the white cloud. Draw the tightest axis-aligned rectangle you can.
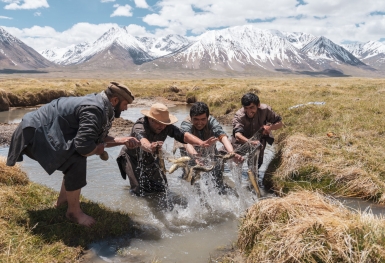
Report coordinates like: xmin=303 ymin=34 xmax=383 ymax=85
xmin=3 ymin=0 xmax=49 ymax=10
xmin=3 ymin=23 xmax=119 ymax=51
xmin=141 ymin=0 xmax=385 ymax=44
xmin=124 ymin=24 xmax=151 ymax=36
xmin=111 ymin=4 xmax=133 ymax=17
xmin=34 ymin=11 xmax=41 ymax=16
xmin=134 ymin=0 xmax=149 ymax=9
xmin=101 ymin=0 xmax=115 ymax=2
xmin=0 ymin=15 xmax=12 ymax=19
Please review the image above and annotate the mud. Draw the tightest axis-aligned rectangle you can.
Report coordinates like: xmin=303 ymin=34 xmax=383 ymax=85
xmin=0 ymin=118 xmax=134 ymax=148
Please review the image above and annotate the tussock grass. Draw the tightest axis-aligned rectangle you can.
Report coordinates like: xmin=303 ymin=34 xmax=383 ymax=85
xmin=273 ymin=134 xmax=385 ymax=202
xmin=237 ymin=191 xmax=385 ymax=263
xmin=0 ymin=157 xmax=29 ymax=185
xmin=0 ymin=159 xmax=140 ymax=262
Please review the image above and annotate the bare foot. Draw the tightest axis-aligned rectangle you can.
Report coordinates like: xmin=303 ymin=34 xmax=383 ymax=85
xmin=66 ymin=211 xmax=96 ymax=227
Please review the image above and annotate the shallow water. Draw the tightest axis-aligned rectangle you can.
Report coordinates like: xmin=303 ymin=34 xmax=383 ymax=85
xmin=0 ymin=105 xmax=277 ymax=262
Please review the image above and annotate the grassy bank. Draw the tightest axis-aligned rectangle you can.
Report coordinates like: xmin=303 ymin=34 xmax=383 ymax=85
xmin=235 ymin=191 xmax=385 ymax=262
xmin=0 ymin=158 xmax=140 ymax=262
xmin=1 ymin=77 xmax=385 ymax=201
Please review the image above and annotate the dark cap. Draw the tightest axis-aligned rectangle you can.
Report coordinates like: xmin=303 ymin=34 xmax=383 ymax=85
xmin=107 ymin=82 xmax=134 ymax=104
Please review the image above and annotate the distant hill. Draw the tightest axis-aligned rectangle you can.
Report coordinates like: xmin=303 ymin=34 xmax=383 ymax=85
xmin=0 ymin=27 xmax=54 ymax=70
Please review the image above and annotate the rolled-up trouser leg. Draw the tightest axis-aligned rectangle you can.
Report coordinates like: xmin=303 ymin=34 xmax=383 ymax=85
xmin=57 ymin=152 xmax=87 ymax=191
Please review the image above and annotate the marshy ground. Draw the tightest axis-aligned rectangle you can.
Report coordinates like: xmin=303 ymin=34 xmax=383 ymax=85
xmin=1 ymin=76 xmax=385 ymax=262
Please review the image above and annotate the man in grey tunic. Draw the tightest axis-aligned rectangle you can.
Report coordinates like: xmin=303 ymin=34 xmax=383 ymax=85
xmin=232 ymin=93 xmax=283 ymax=186
xmin=6 ymin=82 xmax=141 ymax=227
xmin=180 ymin=102 xmax=243 ymax=189
xmin=117 ymin=103 xmax=217 ymax=196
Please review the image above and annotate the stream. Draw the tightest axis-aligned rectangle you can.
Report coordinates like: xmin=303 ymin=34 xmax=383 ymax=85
xmin=1 ymin=105 xmax=384 ymax=263
xmin=0 ymin=105 xmax=275 ymax=262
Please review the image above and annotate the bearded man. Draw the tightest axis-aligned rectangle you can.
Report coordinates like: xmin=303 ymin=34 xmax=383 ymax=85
xmin=7 ymin=82 xmax=141 ymax=227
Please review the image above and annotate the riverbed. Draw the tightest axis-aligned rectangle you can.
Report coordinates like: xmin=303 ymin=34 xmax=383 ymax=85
xmin=0 ymin=105 xmax=278 ymax=262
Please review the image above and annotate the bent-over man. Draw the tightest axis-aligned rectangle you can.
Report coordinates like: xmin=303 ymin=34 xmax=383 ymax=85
xmin=180 ymin=101 xmax=243 ymax=189
xmin=7 ymin=82 xmax=141 ymax=227
xmin=232 ymin=93 xmax=283 ymax=185
xmin=116 ymin=103 xmax=217 ymax=196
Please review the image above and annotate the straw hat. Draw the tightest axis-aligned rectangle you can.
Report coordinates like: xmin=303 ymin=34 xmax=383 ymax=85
xmin=141 ymin=103 xmax=178 ymax=125
xmin=107 ymin=82 xmax=134 ymax=103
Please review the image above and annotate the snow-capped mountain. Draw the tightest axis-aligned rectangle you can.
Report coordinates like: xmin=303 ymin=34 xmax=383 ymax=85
xmin=41 ymin=42 xmax=90 ymax=65
xmin=136 ymin=34 xmax=192 ymax=57
xmin=284 ymin=32 xmax=316 ymax=49
xmin=301 ymin=36 xmax=365 ymax=67
xmin=0 ymin=27 xmax=53 ymax=69
xmin=0 ymin=25 xmax=377 ymax=74
xmin=152 ymin=25 xmax=367 ymax=72
xmin=41 ymin=27 xmax=192 ymax=67
xmin=343 ymin=41 xmax=385 ymax=70
xmin=153 ymin=25 xmax=317 ymax=71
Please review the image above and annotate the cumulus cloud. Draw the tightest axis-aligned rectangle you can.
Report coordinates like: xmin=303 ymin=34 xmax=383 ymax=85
xmin=34 ymin=11 xmax=41 ymax=16
xmin=111 ymin=4 xmax=133 ymax=17
xmin=100 ymin=0 xmax=115 ymax=2
xmin=134 ymin=0 xmax=149 ymax=9
xmin=3 ymin=0 xmax=49 ymax=10
xmin=142 ymin=0 xmax=385 ymax=43
xmin=0 ymin=15 xmax=12 ymax=19
xmin=3 ymin=23 xmax=119 ymax=51
xmin=124 ymin=24 xmax=152 ymax=36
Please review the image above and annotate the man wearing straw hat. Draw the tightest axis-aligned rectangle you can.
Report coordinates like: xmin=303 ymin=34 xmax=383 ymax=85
xmin=117 ymin=102 xmax=217 ymax=196
xmin=7 ymin=82 xmax=141 ymax=227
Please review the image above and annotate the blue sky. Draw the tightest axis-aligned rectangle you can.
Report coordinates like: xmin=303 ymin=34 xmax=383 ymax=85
xmin=0 ymin=0 xmax=384 ymax=51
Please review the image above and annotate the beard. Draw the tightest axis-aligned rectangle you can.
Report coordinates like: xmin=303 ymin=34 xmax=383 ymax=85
xmin=114 ymin=100 xmax=122 ymax=118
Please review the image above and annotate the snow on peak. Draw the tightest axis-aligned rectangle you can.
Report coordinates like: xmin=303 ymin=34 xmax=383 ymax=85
xmin=343 ymin=41 xmax=385 ymax=59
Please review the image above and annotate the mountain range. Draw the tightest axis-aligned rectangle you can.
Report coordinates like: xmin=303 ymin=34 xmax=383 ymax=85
xmin=1 ymin=25 xmax=385 ymax=76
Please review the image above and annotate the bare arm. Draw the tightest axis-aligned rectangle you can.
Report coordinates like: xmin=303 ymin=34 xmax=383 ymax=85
xmin=139 ymin=138 xmax=164 ymax=154
xmin=220 ymin=136 xmax=243 ymax=163
xmin=183 ymin=132 xmax=218 ymax=147
xmin=104 ymin=135 xmax=141 ymax=148
xmin=263 ymin=121 xmax=283 ymax=135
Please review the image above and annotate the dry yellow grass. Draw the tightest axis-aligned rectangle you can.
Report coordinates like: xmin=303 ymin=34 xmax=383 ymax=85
xmin=237 ymin=191 xmax=385 ymax=263
xmin=273 ymin=134 xmax=385 ymax=202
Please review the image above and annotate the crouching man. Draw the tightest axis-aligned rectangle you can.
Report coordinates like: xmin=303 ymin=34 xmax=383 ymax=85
xmin=180 ymin=102 xmax=243 ymax=190
xmin=7 ymin=82 xmax=141 ymax=227
xmin=117 ymin=103 xmax=217 ymax=196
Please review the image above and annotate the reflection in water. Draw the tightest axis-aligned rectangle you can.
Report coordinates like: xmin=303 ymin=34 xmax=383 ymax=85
xmin=0 ymin=105 xmax=276 ymax=263
xmin=0 ymin=107 xmax=37 ymax=123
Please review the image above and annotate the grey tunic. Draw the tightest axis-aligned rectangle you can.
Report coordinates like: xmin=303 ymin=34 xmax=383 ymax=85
xmin=7 ymin=92 xmax=113 ymax=175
